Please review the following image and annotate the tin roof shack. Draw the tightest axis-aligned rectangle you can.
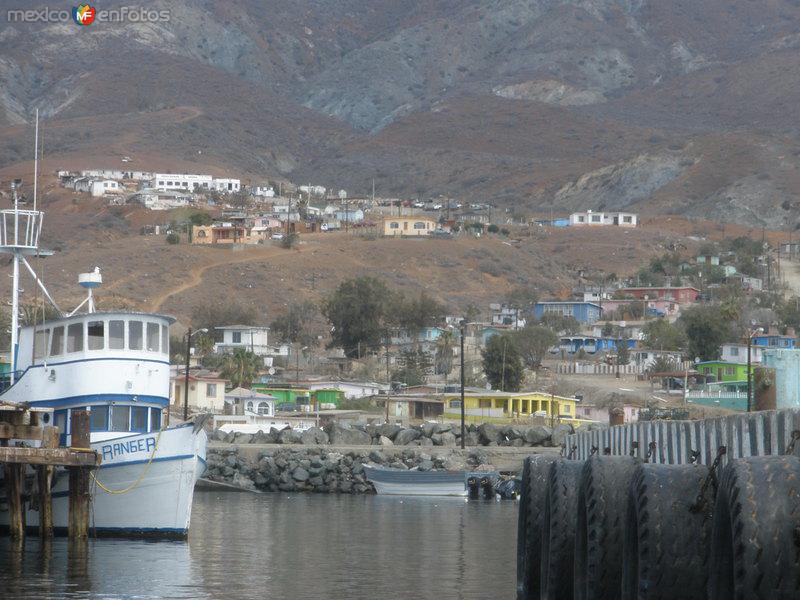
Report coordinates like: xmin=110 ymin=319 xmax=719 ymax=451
xmin=575 ymin=403 xmax=641 ymax=424
xmin=384 ymin=395 xmax=445 ymax=424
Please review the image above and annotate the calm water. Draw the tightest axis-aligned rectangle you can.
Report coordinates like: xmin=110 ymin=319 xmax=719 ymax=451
xmin=0 ymin=491 xmax=518 ymax=599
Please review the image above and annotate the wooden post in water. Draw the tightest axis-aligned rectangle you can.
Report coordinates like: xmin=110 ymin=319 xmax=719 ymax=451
xmin=4 ymin=461 xmax=24 ymax=540
xmin=68 ymin=410 xmax=91 ymax=540
xmin=37 ymin=424 xmax=59 ymax=538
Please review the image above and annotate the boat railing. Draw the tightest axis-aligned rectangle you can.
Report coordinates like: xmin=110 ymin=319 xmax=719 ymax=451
xmin=0 ymin=209 xmax=43 ymax=250
xmin=0 ymin=370 xmax=25 ymax=394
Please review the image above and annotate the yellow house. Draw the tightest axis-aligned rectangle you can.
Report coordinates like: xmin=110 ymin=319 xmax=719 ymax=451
xmin=383 ymin=216 xmax=438 ymax=237
xmin=442 ymin=391 xmax=579 ymax=422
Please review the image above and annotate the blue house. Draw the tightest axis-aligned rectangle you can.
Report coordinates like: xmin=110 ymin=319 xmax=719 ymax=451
xmin=752 ymin=331 xmax=797 ymax=349
xmin=534 ymin=301 xmax=603 ymax=325
xmin=557 ymin=336 xmax=636 ymax=355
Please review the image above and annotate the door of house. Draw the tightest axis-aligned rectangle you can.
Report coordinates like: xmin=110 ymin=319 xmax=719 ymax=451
xmin=613 ymin=216 xmax=619 ymax=225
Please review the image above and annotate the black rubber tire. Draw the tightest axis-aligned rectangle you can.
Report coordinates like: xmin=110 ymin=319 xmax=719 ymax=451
xmin=574 ymin=456 xmax=640 ymax=600
xmin=541 ymin=459 xmax=584 ymax=600
xmin=622 ymin=463 xmax=711 ymax=600
xmin=709 ymin=456 xmax=800 ymax=600
xmin=517 ymin=455 xmax=559 ymax=600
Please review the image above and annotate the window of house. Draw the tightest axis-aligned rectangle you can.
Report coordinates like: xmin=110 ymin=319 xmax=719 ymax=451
xmin=150 ymin=407 xmax=161 ymax=431
xmin=257 ymin=402 xmax=270 ymax=415
xmin=147 ymin=322 xmax=160 ymax=352
xmin=592 ymin=215 xmax=601 ymax=222
xmin=730 ymin=347 xmax=739 ymax=356
xmin=413 ymin=222 xmax=427 ymax=229
xmin=50 ymin=326 xmax=64 ymax=356
xmin=390 ymin=222 xmax=399 ymax=229
xmin=131 ymin=406 xmax=148 ymax=432
xmin=479 ymin=399 xmax=491 ymax=409
xmin=67 ymin=323 xmax=84 ymax=353
xmin=206 ymin=383 xmax=217 ymax=397
xmin=109 ymin=320 xmax=125 ymax=349
xmin=563 ymin=405 xmax=571 ymax=414
xmin=623 ymin=216 xmax=632 ymax=223
xmin=34 ymin=329 xmax=49 ymax=361
xmin=161 ymin=325 xmax=169 ymax=355
xmin=725 ymin=367 xmax=735 ymax=375
xmin=129 ymin=321 xmax=143 ymax=350
xmin=577 ymin=216 xmax=585 ymax=222
xmin=232 ymin=331 xmax=242 ymax=344
xmin=111 ymin=406 xmax=130 ymax=432
xmin=449 ymin=400 xmax=461 ymax=408
xmin=246 ymin=401 xmax=254 ymax=412
xmin=89 ymin=406 xmax=108 ymax=431
xmin=88 ymin=321 xmax=104 ymax=350
xmin=158 ymin=181 xmax=164 ymax=186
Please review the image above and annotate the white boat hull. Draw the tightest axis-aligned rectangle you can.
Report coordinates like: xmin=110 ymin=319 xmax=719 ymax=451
xmin=364 ymin=465 xmax=468 ymax=497
xmin=1 ymin=423 xmax=207 ymax=538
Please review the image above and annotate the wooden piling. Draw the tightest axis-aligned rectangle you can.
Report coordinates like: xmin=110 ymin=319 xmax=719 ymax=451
xmin=37 ymin=426 xmax=59 ymax=538
xmin=4 ymin=461 xmax=25 ymax=540
xmin=68 ymin=410 xmax=91 ymax=540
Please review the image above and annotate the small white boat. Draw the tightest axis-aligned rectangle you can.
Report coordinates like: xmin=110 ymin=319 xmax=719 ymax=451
xmin=363 ymin=464 xmax=471 ymax=497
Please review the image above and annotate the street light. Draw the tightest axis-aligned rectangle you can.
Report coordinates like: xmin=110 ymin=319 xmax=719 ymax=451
xmin=747 ymin=326 xmax=764 ymax=412
xmin=183 ymin=327 xmax=208 ymax=421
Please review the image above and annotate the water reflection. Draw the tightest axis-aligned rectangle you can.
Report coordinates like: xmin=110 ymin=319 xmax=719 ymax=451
xmin=0 ymin=492 xmax=517 ymax=600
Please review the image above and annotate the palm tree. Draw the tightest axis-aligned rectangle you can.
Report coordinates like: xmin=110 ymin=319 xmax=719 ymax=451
xmin=221 ymin=348 xmax=262 ymax=388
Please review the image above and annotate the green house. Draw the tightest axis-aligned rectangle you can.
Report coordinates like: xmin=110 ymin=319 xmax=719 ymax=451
xmin=311 ymin=388 xmax=345 ymax=408
xmin=251 ymin=385 xmax=311 ymax=406
xmin=695 ymin=361 xmax=752 ymax=383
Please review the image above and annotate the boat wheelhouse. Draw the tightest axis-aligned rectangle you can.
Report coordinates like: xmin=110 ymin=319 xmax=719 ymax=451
xmin=4 ymin=312 xmax=174 ymax=444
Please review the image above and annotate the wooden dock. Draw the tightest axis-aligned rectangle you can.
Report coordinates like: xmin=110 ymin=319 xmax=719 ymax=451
xmin=1 ymin=403 xmax=100 ymax=540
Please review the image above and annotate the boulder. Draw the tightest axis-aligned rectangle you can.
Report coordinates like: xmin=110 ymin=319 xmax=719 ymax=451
xmin=327 ymin=424 xmax=371 ymax=446
xmin=300 ymin=427 xmax=329 ymax=445
xmin=417 ymin=459 xmax=434 ymax=472
xmin=436 ymin=423 xmax=453 ymax=433
xmin=223 ymin=431 xmax=236 ymax=444
xmin=231 ymin=472 xmax=256 ymax=491
xmin=377 ymin=423 xmax=402 ymax=440
xmin=279 ymin=429 xmax=302 ymax=444
xmin=503 ymin=426 xmax=524 ymax=440
xmin=464 ymin=431 xmax=481 ymax=446
xmin=431 ymin=431 xmax=457 ymax=446
xmin=421 ymin=422 xmax=437 ymax=438
xmin=292 ymin=467 xmax=310 ymax=482
xmin=251 ymin=430 xmax=272 ymax=444
xmin=551 ymin=423 xmax=574 ymax=447
xmin=394 ymin=428 xmax=421 ymax=445
xmin=378 ymin=435 xmax=394 ymax=446
xmin=523 ymin=425 xmax=552 ymax=446
xmin=419 ymin=437 xmax=433 ymax=447
xmin=477 ymin=423 xmax=503 ymax=445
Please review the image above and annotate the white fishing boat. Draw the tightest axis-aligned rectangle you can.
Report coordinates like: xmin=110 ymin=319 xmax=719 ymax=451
xmin=0 ymin=114 xmax=206 ymax=537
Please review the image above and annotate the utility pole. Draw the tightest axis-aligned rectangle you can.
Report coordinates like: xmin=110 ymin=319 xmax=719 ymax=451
xmin=460 ymin=319 xmax=466 ymax=449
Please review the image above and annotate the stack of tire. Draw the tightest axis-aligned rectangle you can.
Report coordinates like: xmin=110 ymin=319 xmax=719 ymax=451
xmin=516 ymin=453 xmax=800 ymax=599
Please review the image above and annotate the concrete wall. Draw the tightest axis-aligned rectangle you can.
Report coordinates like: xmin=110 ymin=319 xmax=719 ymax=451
xmin=762 ymin=349 xmax=800 ymax=408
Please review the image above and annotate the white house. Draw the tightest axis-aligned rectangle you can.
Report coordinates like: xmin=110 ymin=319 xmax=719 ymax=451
xmin=720 ymin=343 xmax=764 ymax=364
xmin=251 ymin=185 xmax=275 ymax=198
xmin=569 ymin=210 xmax=637 ymax=227
xmin=130 ymin=189 xmax=192 ymax=210
xmin=214 ymin=325 xmax=290 ymax=365
xmin=299 ymin=185 xmax=326 ymax=196
xmin=225 ymin=387 xmax=276 ymax=416
xmin=335 ymin=209 xmax=364 ymax=223
xmin=80 ymin=169 xmax=124 ymax=180
xmin=151 ymin=173 xmax=213 ymax=191
xmin=303 ymin=380 xmax=389 ymax=399
xmin=211 ymin=178 xmax=241 ymax=193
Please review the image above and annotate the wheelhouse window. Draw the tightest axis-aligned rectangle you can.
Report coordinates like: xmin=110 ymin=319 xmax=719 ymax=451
xmin=129 ymin=321 xmax=143 ymax=350
xmin=34 ymin=329 xmax=49 ymax=361
xmin=67 ymin=323 xmax=84 ymax=353
xmin=111 ymin=406 xmax=130 ymax=432
xmin=50 ymin=326 xmax=64 ymax=356
xmin=150 ymin=407 xmax=162 ymax=431
xmin=109 ymin=320 xmax=125 ymax=350
xmin=90 ymin=406 xmax=109 ymax=431
xmin=146 ymin=322 xmax=160 ymax=352
xmin=54 ymin=410 xmax=66 ymax=434
xmin=88 ymin=321 xmax=104 ymax=350
xmin=161 ymin=325 xmax=169 ymax=355
xmin=131 ymin=406 xmax=148 ymax=432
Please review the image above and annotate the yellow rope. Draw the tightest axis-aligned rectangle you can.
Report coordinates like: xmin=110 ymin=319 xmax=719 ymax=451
xmin=88 ymin=428 xmax=163 ymax=495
